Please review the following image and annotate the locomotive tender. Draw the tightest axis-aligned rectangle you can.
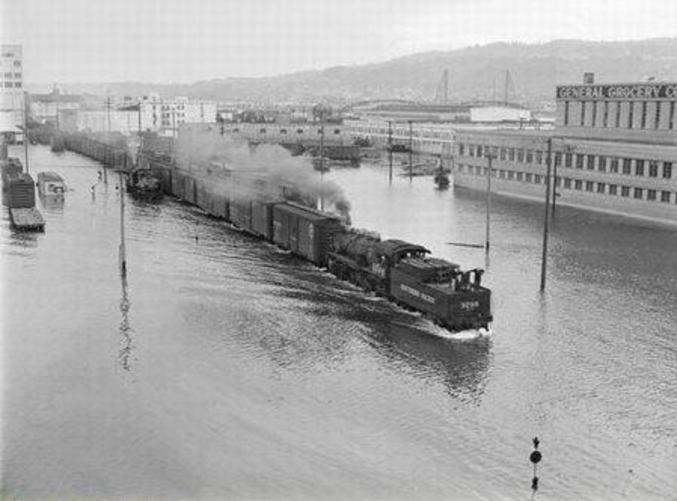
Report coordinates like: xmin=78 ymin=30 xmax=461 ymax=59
xmin=148 ymin=160 xmax=492 ymax=332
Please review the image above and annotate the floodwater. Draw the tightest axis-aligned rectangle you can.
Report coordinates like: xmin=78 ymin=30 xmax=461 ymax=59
xmin=2 ymin=145 xmax=676 ymax=500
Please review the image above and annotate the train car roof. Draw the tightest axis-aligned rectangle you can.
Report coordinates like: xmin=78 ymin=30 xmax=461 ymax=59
xmin=37 ymin=171 xmax=64 ymax=182
xmin=376 ymin=239 xmax=429 ymax=257
xmin=275 ymin=201 xmax=342 ymax=222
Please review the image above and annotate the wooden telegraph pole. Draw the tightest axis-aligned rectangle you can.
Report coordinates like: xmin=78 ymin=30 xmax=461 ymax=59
xmin=540 ymin=137 xmax=553 ymax=292
xmin=388 ymin=120 xmax=393 ymax=184
xmin=484 ymin=149 xmax=496 ymax=252
xmin=408 ymin=120 xmax=413 ymax=180
xmin=23 ymin=91 xmax=29 ymax=174
xmin=319 ymin=107 xmax=325 ymax=211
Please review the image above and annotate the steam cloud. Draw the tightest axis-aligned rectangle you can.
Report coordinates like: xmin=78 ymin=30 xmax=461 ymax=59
xmin=174 ymin=128 xmax=351 ymax=220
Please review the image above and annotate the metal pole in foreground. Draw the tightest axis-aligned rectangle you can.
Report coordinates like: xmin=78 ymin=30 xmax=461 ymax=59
xmin=119 ymin=171 xmax=127 ymax=277
xmin=540 ymin=137 xmax=553 ymax=292
xmin=485 ymin=150 xmax=496 ymax=252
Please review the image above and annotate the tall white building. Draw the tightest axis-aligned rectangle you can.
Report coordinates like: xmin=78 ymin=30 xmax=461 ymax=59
xmin=0 ymin=44 xmax=24 ymax=143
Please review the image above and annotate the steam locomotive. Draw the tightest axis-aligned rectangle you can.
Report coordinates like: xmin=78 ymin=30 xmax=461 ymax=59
xmin=147 ymin=160 xmax=492 ymax=332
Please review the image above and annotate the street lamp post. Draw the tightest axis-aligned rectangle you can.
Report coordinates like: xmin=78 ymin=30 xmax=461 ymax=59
xmin=388 ymin=120 xmax=393 ymax=184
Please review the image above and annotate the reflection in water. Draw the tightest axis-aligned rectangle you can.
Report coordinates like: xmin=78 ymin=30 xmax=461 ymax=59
xmin=118 ymin=273 xmax=133 ymax=371
xmin=372 ymin=322 xmax=491 ymax=403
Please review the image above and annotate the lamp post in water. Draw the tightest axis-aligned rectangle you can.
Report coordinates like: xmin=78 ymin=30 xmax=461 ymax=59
xmin=117 ymin=170 xmax=127 ymax=277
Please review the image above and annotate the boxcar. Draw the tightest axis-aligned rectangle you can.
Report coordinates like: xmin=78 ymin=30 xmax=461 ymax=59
xmin=272 ymin=202 xmax=344 ymax=266
xmin=251 ymin=200 xmax=278 ymax=240
xmin=230 ymin=198 xmax=253 ymax=232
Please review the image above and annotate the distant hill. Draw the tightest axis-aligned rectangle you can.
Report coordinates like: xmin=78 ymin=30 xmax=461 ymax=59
xmin=44 ymin=38 xmax=677 ymax=107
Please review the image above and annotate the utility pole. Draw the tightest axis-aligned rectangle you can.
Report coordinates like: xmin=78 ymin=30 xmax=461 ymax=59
xmin=388 ymin=120 xmax=393 ymax=184
xmin=119 ymin=171 xmax=127 ymax=277
xmin=137 ymin=99 xmax=142 ymax=136
xmin=408 ymin=120 xmax=413 ymax=180
xmin=319 ymin=107 xmax=325 ymax=211
xmin=540 ymin=137 xmax=553 ymax=292
xmin=484 ymin=149 xmax=496 ymax=252
xmin=106 ymin=96 xmax=111 ymax=136
xmin=23 ymin=91 xmax=29 ymax=174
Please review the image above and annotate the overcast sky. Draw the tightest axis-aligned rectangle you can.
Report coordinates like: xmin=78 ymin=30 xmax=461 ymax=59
xmin=2 ymin=0 xmax=676 ymax=84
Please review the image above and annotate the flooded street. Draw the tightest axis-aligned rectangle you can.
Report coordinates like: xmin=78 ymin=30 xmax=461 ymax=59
xmin=2 ymin=145 xmax=677 ymax=500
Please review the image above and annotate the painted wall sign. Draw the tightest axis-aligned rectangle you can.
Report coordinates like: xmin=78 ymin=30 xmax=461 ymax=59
xmin=557 ymin=84 xmax=677 ymax=100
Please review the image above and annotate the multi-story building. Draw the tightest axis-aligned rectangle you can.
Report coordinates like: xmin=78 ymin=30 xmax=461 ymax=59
xmin=29 ymin=87 xmax=83 ymax=125
xmin=0 ymin=44 xmax=24 ymax=143
xmin=452 ymin=76 xmax=677 ymax=225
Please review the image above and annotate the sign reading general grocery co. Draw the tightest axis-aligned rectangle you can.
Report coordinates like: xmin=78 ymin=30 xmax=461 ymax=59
xmin=557 ymin=84 xmax=677 ymax=100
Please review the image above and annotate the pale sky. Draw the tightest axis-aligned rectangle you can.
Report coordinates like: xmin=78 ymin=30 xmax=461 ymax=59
xmin=2 ymin=0 xmax=677 ymax=84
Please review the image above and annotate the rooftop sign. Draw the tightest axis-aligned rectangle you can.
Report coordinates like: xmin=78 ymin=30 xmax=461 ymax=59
xmin=557 ymin=84 xmax=677 ymax=100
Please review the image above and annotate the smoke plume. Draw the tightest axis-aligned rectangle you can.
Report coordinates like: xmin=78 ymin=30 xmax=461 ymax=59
xmin=174 ymin=128 xmax=351 ymax=220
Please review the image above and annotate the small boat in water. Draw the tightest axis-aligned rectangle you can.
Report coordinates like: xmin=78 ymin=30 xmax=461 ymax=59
xmin=37 ymin=171 xmax=66 ymax=197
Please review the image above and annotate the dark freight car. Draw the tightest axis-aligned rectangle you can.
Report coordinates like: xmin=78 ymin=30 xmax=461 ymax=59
xmin=273 ymin=203 xmax=344 ymax=266
xmin=251 ymin=200 xmax=277 ymax=240
xmin=230 ymin=198 xmax=253 ymax=232
xmin=3 ymin=173 xmax=36 ymax=208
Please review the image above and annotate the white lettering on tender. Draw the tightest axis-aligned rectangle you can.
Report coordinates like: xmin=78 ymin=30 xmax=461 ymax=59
xmin=400 ymin=284 xmax=436 ymax=304
xmin=460 ymin=301 xmax=480 ymax=311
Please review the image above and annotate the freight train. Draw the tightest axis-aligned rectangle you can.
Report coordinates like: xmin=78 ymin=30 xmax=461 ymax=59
xmin=145 ymin=158 xmax=492 ymax=332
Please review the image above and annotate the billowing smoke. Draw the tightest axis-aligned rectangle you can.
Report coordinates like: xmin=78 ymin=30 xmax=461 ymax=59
xmin=174 ymin=128 xmax=351 ymax=221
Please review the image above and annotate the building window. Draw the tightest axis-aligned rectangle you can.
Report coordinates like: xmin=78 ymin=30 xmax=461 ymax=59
xmin=670 ymin=101 xmax=675 ymax=129
xmin=468 ymin=144 xmax=475 ymax=157
xmin=458 ymin=144 xmax=465 ymax=156
xmin=628 ymin=101 xmax=634 ymax=128
xmin=563 ymin=178 xmax=572 ymax=189
xmin=334 ymin=129 xmax=341 ymax=135
xmin=635 ymin=160 xmax=644 ymax=176
xmin=297 ymin=129 xmax=304 ymax=134
xmin=597 ymin=182 xmax=606 ymax=193
xmin=661 ymin=191 xmax=671 ymax=203
xmin=509 ymin=148 xmax=515 ymax=161
xmin=634 ymin=187 xmax=643 ymax=199
xmin=598 ymin=156 xmax=606 ymax=172
xmin=3 ymin=72 xmax=10 ymax=78
xmin=576 ymin=154 xmax=584 ymax=169
xmin=649 ymin=161 xmax=658 ymax=177
xmin=526 ymin=150 xmax=533 ymax=163
xmin=609 ymin=158 xmax=619 ymax=173
xmin=555 ymin=177 xmax=562 ymax=187
xmin=13 ymin=60 xmax=21 ymax=67
xmin=575 ymin=179 xmax=583 ymax=190
xmin=13 ymin=72 xmax=21 ymax=79
xmin=609 ymin=184 xmax=618 ymax=195
xmin=641 ymin=101 xmax=648 ymax=128
xmin=663 ymin=162 xmax=672 ymax=179
xmin=587 ymin=155 xmax=595 ymax=170
xmin=554 ymin=152 xmax=562 ymax=167
xmin=517 ymin=149 xmax=524 ymax=162
xmin=534 ymin=175 xmax=542 ymax=184
xmin=592 ymin=100 xmax=597 ymax=126
xmin=280 ymin=129 xmax=287 ymax=134
xmin=477 ymin=145 xmax=483 ymax=157
xmin=647 ymin=189 xmax=657 ymax=201
xmin=536 ymin=150 xmax=543 ymax=164
xmin=499 ymin=170 xmax=506 ymax=179
xmin=615 ymin=101 xmax=622 ymax=128
xmin=516 ymin=172 xmax=523 ymax=181
xmin=622 ymin=158 xmax=632 ymax=175
xmin=564 ymin=152 xmax=573 ymax=168
xmin=564 ymin=101 xmax=569 ymax=126
xmin=499 ymin=147 xmax=506 ymax=160
xmin=507 ymin=170 xmax=514 ymax=180
xmin=525 ymin=173 xmax=533 ymax=182
xmin=621 ymin=186 xmax=630 ymax=197
xmin=655 ymin=101 xmax=661 ymax=129
xmin=603 ymin=101 xmax=609 ymax=127
xmin=585 ymin=181 xmax=594 ymax=192
xmin=580 ymin=101 xmax=586 ymax=126
xmin=260 ymin=128 xmax=266 ymax=133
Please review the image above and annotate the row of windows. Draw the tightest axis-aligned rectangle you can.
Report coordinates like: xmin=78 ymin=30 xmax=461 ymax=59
xmin=563 ymin=100 xmax=676 ymax=130
xmin=230 ymin=128 xmax=341 ymax=135
xmin=458 ymin=143 xmax=674 ymax=180
xmin=458 ymin=164 xmax=677 ymax=203
xmin=2 ymin=81 xmax=21 ymax=88
xmin=0 ymin=60 xmax=22 ymax=67
xmin=1 ymin=72 xmax=21 ymax=79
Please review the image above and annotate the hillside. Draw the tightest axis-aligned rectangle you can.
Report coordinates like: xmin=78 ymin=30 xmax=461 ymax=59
xmin=50 ymin=38 xmax=677 ymax=107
